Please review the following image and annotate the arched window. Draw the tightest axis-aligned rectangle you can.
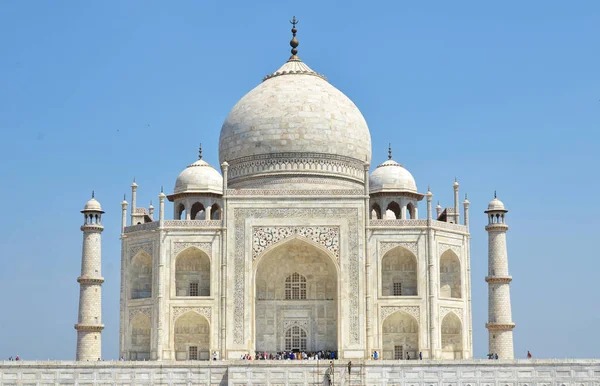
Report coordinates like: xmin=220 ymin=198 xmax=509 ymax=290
xmin=381 ymin=247 xmax=418 ymax=296
xmin=285 ymin=325 xmax=307 ymax=351
xmin=177 ymin=204 xmax=186 ymax=220
xmin=285 ymin=272 xmax=307 ymax=300
xmin=407 ymin=202 xmax=416 ymax=219
xmin=382 ymin=311 xmax=419 ymax=360
xmin=371 ymin=203 xmax=382 ymax=219
xmin=129 ymin=313 xmax=151 ymax=360
xmin=441 ymin=312 xmax=463 ymax=359
xmin=190 ymin=202 xmax=205 ymax=220
xmin=176 ymin=248 xmax=210 ymax=296
xmin=130 ymin=252 xmax=152 ymax=299
xmin=174 ymin=312 xmax=210 ymax=360
xmin=210 ymin=203 xmax=221 ymax=220
xmin=386 ymin=201 xmax=401 ymax=219
xmin=440 ymin=250 xmax=461 ymax=299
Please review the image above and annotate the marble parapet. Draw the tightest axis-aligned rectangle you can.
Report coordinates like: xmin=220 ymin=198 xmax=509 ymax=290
xmin=1 ymin=359 xmax=598 ymax=385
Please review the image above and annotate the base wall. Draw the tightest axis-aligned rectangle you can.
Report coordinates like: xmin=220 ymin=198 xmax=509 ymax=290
xmin=1 ymin=359 xmax=598 ymax=385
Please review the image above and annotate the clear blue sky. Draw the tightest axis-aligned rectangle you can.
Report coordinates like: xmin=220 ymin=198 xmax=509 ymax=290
xmin=0 ymin=1 xmax=598 ymax=360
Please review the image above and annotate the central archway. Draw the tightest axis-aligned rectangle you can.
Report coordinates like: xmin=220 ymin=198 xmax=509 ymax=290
xmin=254 ymin=238 xmax=338 ymax=354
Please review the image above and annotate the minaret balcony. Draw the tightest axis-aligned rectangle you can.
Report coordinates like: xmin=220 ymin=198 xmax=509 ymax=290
xmin=485 ymin=322 xmax=515 ymax=330
xmin=77 ymin=276 xmax=105 ymax=284
xmin=74 ymin=323 xmax=105 ymax=332
xmin=485 ymin=275 xmax=512 ymax=284
xmin=80 ymin=224 xmax=104 ymax=232
xmin=485 ymin=224 xmax=509 ymax=232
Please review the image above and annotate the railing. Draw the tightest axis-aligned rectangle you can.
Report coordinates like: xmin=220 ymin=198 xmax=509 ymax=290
xmin=431 ymin=220 xmax=467 ymax=232
xmin=124 ymin=220 xmax=223 ymax=233
xmin=369 ymin=219 xmax=467 ymax=233
xmin=124 ymin=222 xmax=159 ymax=233
xmin=163 ymin=220 xmax=222 ymax=228
xmin=369 ymin=219 xmax=428 ymax=227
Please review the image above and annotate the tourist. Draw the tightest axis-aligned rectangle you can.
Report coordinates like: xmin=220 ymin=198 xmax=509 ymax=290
xmin=419 ymin=352 xmax=422 ymax=360
xmin=494 ymin=353 xmax=498 ymax=360
xmin=527 ymin=350 xmax=532 ymax=359
xmin=212 ymin=351 xmax=218 ymax=361
xmin=406 ymin=352 xmax=410 ymax=360
xmin=15 ymin=355 xmax=20 ymax=361
xmin=373 ymin=350 xmax=379 ymax=360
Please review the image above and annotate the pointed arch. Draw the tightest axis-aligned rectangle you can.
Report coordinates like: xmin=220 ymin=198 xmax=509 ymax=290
xmin=441 ymin=312 xmax=463 ymax=359
xmin=210 ymin=203 xmax=221 ymax=220
xmin=381 ymin=246 xmax=418 ymax=296
xmin=254 ymin=238 xmax=338 ymax=353
xmin=381 ymin=311 xmax=419 ymax=360
xmin=175 ymin=247 xmax=210 ymax=296
xmin=386 ymin=201 xmax=401 ymax=219
xmin=254 ymin=235 xmax=339 ymax=271
xmin=440 ymin=250 xmax=461 ymax=298
xmin=190 ymin=202 xmax=205 ymax=220
xmin=130 ymin=251 xmax=152 ymax=299
xmin=371 ymin=203 xmax=382 ymax=219
xmin=173 ymin=311 xmax=210 ymax=360
xmin=284 ymin=325 xmax=307 ymax=351
xmin=177 ymin=203 xmax=186 ymax=220
xmin=129 ymin=312 xmax=151 ymax=360
xmin=407 ymin=202 xmax=416 ymax=219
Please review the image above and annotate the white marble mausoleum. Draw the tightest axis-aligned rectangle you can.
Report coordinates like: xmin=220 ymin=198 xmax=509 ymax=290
xmin=73 ymin=21 xmax=518 ymax=364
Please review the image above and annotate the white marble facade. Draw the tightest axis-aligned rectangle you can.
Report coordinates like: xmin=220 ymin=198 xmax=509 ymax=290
xmin=118 ymin=45 xmax=477 ymax=362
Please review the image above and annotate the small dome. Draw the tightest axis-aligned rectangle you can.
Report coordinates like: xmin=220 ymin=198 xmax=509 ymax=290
xmin=486 ymin=197 xmax=507 ymax=212
xmin=83 ymin=197 xmax=103 ymax=212
xmin=173 ymin=159 xmax=223 ymax=195
xmin=369 ymin=159 xmax=418 ymax=194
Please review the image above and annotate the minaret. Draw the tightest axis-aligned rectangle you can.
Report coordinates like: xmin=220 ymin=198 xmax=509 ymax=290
xmin=463 ymin=194 xmax=470 ymax=229
xmin=485 ymin=192 xmax=515 ymax=359
xmin=75 ymin=192 xmax=105 ymax=361
xmin=120 ymin=194 xmax=128 ymax=234
xmin=435 ymin=201 xmax=442 ymax=219
xmin=130 ymin=178 xmax=137 ymax=225
xmin=452 ymin=178 xmax=460 ymax=223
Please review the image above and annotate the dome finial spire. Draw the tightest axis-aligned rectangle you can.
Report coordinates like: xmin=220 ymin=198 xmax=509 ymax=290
xmin=198 ymin=143 xmax=203 ymax=160
xmin=388 ymin=143 xmax=392 ymax=160
xmin=92 ymin=190 xmax=95 ymax=198
xmin=494 ymin=190 xmax=497 ymax=198
xmin=289 ymin=16 xmax=300 ymax=61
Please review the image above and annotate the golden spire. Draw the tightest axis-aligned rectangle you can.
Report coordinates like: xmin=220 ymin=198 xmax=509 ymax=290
xmin=289 ymin=16 xmax=300 ymax=61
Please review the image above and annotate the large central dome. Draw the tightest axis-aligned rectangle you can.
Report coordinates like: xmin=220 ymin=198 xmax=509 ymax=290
xmin=218 ymin=31 xmax=371 ymax=189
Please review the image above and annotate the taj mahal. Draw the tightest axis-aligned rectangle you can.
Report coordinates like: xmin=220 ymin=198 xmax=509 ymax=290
xmin=74 ymin=19 xmax=514 ymax=364
xmin=3 ymin=18 xmax=598 ymax=386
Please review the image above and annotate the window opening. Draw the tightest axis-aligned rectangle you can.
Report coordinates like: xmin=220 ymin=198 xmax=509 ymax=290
xmin=285 ymin=325 xmax=307 ymax=351
xmin=188 ymin=346 xmax=198 ymax=360
xmin=189 ymin=282 xmax=199 ymax=297
xmin=285 ymin=272 xmax=307 ymax=300
xmin=393 ymin=282 xmax=402 ymax=296
xmin=394 ymin=345 xmax=404 ymax=360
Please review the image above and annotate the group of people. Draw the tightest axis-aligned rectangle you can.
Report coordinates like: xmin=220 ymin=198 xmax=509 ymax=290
xmin=239 ymin=350 xmax=338 ymax=361
xmin=6 ymin=355 xmax=20 ymax=361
